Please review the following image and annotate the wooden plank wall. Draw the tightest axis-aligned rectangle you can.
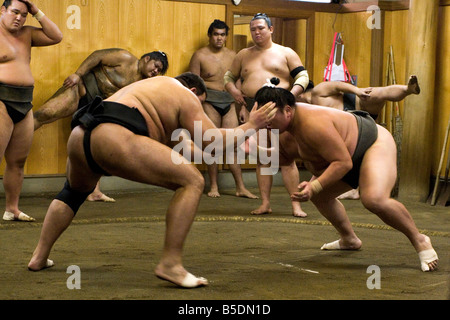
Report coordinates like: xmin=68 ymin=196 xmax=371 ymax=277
xmin=1 ymin=1 xmax=449 ymax=179
xmin=1 ymin=0 xmax=225 ymax=175
xmin=434 ymin=5 xmax=450 ymax=177
xmin=313 ymin=11 xmax=373 ymax=88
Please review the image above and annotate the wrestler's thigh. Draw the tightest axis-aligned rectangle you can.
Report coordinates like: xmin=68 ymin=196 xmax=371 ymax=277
xmin=363 ymin=87 xmax=389 ymax=104
xmin=222 ymin=104 xmax=239 ymax=128
xmin=0 ymin=103 xmax=14 ymax=156
xmin=358 ymin=126 xmax=397 ymax=197
xmin=4 ymin=112 xmax=34 ymax=163
xmin=202 ymin=102 xmax=222 ymax=127
xmin=90 ymin=124 xmax=203 ymax=190
xmin=312 ymin=180 xmax=352 ymax=205
xmin=65 ymin=127 xmax=102 ymax=191
xmin=44 ymin=86 xmax=80 ymax=115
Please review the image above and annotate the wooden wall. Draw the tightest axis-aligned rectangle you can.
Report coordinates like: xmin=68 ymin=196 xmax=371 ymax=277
xmin=1 ymin=0 xmax=449 ymax=180
xmin=434 ymin=5 xmax=450 ymax=177
xmin=313 ymin=11 xmax=373 ymax=88
xmin=1 ymin=0 xmax=225 ymax=175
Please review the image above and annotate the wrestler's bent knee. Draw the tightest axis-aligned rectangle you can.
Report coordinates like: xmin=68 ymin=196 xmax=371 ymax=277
xmin=55 ymin=180 xmax=94 ymax=215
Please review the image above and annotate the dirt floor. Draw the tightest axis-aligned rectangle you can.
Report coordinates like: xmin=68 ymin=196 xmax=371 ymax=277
xmin=0 ymin=185 xmax=448 ymax=303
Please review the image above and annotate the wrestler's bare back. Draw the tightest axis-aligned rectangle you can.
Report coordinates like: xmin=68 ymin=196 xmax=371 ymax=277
xmin=310 ymin=95 xmax=345 ymax=111
xmin=105 ymin=77 xmax=213 ymax=145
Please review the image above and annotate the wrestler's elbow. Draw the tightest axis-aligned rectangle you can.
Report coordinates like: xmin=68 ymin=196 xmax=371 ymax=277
xmin=56 ymin=34 xmax=63 ymax=44
xmin=52 ymin=31 xmax=64 ymax=44
xmin=47 ymin=26 xmax=64 ymax=44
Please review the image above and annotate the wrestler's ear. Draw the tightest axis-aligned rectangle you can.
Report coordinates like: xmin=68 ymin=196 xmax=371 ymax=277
xmin=284 ymin=105 xmax=293 ymax=118
xmin=189 ymin=87 xmax=197 ymax=95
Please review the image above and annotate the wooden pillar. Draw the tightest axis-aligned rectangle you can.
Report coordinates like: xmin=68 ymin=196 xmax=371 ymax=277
xmin=370 ymin=10 xmax=384 ymax=87
xmin=398 ymin=0 xmax=439 ymax=202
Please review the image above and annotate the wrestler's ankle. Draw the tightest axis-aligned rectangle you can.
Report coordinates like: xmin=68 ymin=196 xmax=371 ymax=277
xmin=414 ymin=234 xmax=432 ymax=252
xmin=342 ymin=237 xmax=362 ymax=249
xmin=155 ymin=261 xmax=185 ymax=278
xmin=28 ymin=256 xmax=45 ymax=270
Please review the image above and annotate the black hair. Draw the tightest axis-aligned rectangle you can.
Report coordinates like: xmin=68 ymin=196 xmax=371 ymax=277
xmin=141 ymin=51 xmax=169 ymax=75
xmin=2 ymin=0 xmax=13 ymax=8
xmin=175 ymin=72 xmax=207 ymax=97
xmin=255 ymin=82 xmax=296 ymax=110
xmin=269 ymin=77 xmax=280 ymax=86
xmin=207 ymin=19 xmax=229 ymax=36
xmin=251 ymin=13 xmax=272 ymax=28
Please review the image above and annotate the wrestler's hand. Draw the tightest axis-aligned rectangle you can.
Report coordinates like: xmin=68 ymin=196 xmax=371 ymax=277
xmin=359 ymin=88 xmax=372 ymax=100
xmin=231 ymin=90 xmax=246 ymax=108
xmin=239 ymin=106 xmax=249 ymax=124
xmin=63 ymin=74 xmax=81 ymax=89
xmin=248 ymin=101 xmax=276 ymax=129
xmin=20 ymin=0 xmax=39 ymax=15
xmin=291 ymin=181 xmax=313 ymax=202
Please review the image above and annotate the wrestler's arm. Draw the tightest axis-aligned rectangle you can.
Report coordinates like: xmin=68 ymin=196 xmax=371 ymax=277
xmin=224 ymin=51 xmax=245 ymax=106
xmin=23 ymin=0 xmax=62 ymax=46
xmin=63 ymin=49 xmax=127 ymax=88
xmin=188 ymin=51 xmax=201 ymax=76
xmin=317 ymin=81 xmax=367 ymax=99
xmin=74 ymin=49 xmax=128 ymax=76
xmin=286 ymin=47 xmax=306 ymax=98
xmin=180 ymin=92 xmax=275 ymax=152
xmin=313 ymin=124 xmax=353 ymax=187
xmin=294 ymin=119 xmax=353 ymax=200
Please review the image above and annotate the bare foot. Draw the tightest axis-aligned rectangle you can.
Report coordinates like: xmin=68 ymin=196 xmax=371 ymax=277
xmin=207 ymin=188 xmax=220 ymax=198
xmin=337 ymin=189 xmax=360 ymax=200
xmin=251 ymin=204 xmax=272 ymax=215
xmin=236 ymin=188 xmax=258 ymax=199
xmin=155 ymin=264 xmax=208 ymax=288
xmin=28 ymin=257 xmax=54 ymax=271
xmin=407 ymin=75 xmax=420 ymax=94
xmin=320 ymin=237 xmax=362 ymax=250
xmin=87 ymin=193 xmax=116 ymax=202
xmin=292 ymin=202 xmax=307 ymax=217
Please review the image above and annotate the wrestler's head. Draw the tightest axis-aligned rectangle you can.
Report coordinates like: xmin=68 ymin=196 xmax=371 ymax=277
xmin=140 ymin=51 xmax=169 ymax=78
xmin=207 ymin=19 xmax=229 ymax=49
xmin=1 ymin=0 xmax=28 ymax=32
xmin=175 ymin=72 xmax=207 ymax=104
xmin=250 ymin=13 xmax=273 ymax=45
xmin=251 ymin=13 xmax=272 ymax=28
xmin=255 ymin=83 xmax=295 ymax=132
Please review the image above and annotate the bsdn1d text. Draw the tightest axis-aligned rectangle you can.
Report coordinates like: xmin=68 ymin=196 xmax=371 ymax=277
xmin=222 ymin=304 xmax=271 ymax=315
